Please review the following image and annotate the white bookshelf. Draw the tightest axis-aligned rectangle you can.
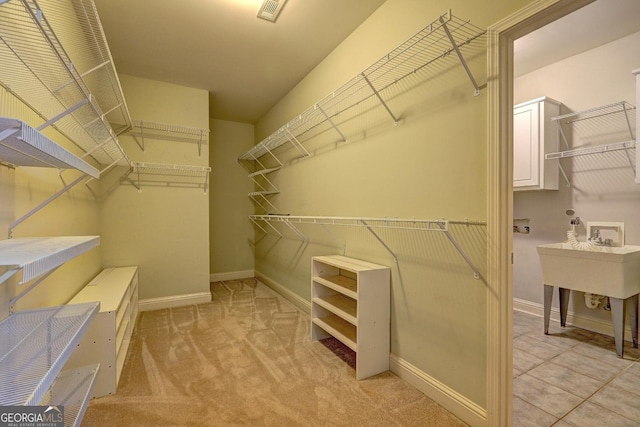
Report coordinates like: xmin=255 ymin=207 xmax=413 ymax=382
xmin=311 ymin=255 xmax=390 ymax=380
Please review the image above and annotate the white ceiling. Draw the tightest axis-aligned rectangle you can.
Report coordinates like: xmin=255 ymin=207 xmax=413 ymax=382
xmin=94 ymin=1 xmax=640 ymax=124
xmin=514 ymin=0 xmax=640 ymax=76
xmin=93 ymin=0 xmax=385 ymax=123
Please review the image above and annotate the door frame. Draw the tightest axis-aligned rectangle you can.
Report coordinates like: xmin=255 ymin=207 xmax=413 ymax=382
xmin=486 ymin=1 xmax=594 ymax=425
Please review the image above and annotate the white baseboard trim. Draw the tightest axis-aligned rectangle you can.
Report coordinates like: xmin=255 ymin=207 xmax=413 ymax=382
xmin=138 ymin=292 xmax=212 ymax=312
xmin=255 ymin=270 xmax=311 ymax=314
xmin=514 ymin=298 xmax=634 ymax=341
xmin=210 ymin=270 xmax=255 ymax=283
xmin=390 ymin=354 xmax=487 ymax=427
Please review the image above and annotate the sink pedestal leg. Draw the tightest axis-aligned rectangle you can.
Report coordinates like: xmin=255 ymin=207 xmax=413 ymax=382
xmin=559 ymin=288 xmax=570 ymax=327
xmin=610 ymin=297 xmax=626 ymax=358
xmin=544 ymin=285 xmax=553 ymax=334
xmin=628 ymin=295 xmax=638 ymax=348
xmin=544 ymin=285 xmax=571 ymax=334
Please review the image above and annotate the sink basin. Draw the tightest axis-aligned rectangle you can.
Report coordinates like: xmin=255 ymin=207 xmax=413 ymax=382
xmin=536 ymin=243 xmax=640 ymax=298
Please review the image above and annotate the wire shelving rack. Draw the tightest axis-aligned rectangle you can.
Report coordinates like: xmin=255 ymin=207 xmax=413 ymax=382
xmin=548 ymin=101 xmax=636 ymax=186
xmin=250 ymin=214 xmax=485 ymax=279
xmin=0 ymin=0 xmax=131 ymax=171
xmin=238 ymin=9 xmax=486 ymax=165
xmin=127 ymin=120 xmax=210 ymax=156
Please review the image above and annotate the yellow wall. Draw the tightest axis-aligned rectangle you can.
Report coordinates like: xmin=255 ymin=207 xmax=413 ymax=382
xmin=253 ymin=0 xmax=533 ymax=409
xmin=209 ymin=119 xmax=255 ymax=276
xmin=99 ymin=75 xmax=210 ymax=301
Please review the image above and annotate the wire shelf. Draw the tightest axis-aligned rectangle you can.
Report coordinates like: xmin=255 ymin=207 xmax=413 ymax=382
xmin=0 ymin=117 xmax=100 ymax=178
xmin=247 ymin=167 xmax=282 ymax=178
xmin=0 ymin=302 xmax=99 ymax=406
xmin=127 ymin=120 xmax=210 ymax=156
xmin=0 ymin=0 xmax=130 ymax=169
xmin=44 ymin=0 xmax=132 ymax=134
xmin=238 ymin=10 xmax=485 ymax=162
xmin=250 ymin=214 xmax=485 ymax=278
xmin=250 ymin=214 xmax=484 ymax=230
xmin=248 ymin=191 xmax=278 ymax=197
xmin=0 ymin=236 xmax=100 ymax=285
xmin=547 ymin=101 xmax=636 ymax=186
xmin=43 ymin=364 xmax=99 ymax=427
xmin=550 ymin=101 xmax=636 ymax=158
xmin=552 ymin=101 xmax=636 ymax=126
xmin=129 ymin=161 xmax=211 ymax=192
xmin=546 ymin=140 xmax=636 ymax=160
xmin=132 ymin=161 xmax=211 ymax=176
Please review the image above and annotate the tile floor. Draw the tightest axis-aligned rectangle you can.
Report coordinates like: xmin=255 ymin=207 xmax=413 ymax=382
xmin=513 ymin=310 xmax=640 ymax=426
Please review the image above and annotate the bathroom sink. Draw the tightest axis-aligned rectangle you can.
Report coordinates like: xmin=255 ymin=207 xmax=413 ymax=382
xmin=536 ymin=243 xmax=640 ymax=298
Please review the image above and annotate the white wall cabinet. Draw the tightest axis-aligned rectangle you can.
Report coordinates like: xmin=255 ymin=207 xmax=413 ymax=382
xmin=513 ymin=97 xmax=561 ymax=190
xmin=311 ymin=255 xmax=390 ymax=380
xmin=65 ymin=267 xmax=139 ymax=398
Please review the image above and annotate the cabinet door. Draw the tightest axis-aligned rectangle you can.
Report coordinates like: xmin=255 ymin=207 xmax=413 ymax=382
xmin=513 ymin=101 xmax=540 ymax=188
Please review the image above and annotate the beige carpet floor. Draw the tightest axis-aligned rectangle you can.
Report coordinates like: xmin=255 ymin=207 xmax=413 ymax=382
xmin=82 ymin=279 xmax=467 ymax=426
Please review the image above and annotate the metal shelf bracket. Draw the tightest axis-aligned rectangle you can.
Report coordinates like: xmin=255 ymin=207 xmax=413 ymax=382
xmin=317 ymin=104 xmax=347 ymax=142
xmin=283 ymin=127 xmax=311 ymax=160
xmin=250 ymin=216 xmax=282 ymax=237
xmin=249 ymin=191 xmax=279 ymax=213
xmin=360 ymin=219 xmax=398 ymax=262
xmin=362 ymin=74 xmax=399 ymax=125
xmin=10 ymin=267 xmax=60 ymax=311
xmin=436 ymin=221 xmax=481 ymax=279
xmin=36 ymin=99 xmax=89 ymax=132
xmin=439 ymin=13 xmax=481 ymax=96
xmin=8 ymin=174 xmax=87 ymax=238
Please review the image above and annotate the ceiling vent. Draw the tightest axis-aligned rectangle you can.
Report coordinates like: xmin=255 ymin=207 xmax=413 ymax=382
xmin=257 ymin=0 xmax=287 ymax=22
